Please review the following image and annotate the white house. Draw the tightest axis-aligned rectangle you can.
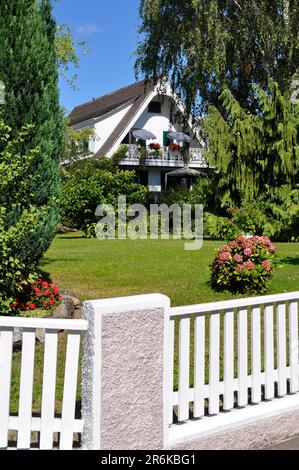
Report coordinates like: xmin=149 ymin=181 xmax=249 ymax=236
xmin=69 ymin=78 xmax=208 ymax=192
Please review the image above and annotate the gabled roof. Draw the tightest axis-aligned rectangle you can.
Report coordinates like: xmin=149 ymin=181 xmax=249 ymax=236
xmin=69 ymin=78 xmax=154 ymax=157
xmin=69 ymin=78 xmax=152 ymax=126
xmin=69 ymin=77 xmax=202 ymax=159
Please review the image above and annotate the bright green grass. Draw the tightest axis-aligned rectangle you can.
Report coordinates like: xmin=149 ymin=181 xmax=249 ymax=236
xmin=40 ymin=233 xmax=299 ymax=306
xmin=10 ymin=234 xmax=299 ymax=414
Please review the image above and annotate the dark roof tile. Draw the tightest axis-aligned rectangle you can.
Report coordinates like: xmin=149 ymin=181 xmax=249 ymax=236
xmin=69 ymin=78 xmax=152 ymax=126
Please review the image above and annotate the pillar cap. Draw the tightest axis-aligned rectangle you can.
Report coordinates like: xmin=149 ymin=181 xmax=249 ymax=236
xmin=84 ymin=293 xmax=170 ymax=315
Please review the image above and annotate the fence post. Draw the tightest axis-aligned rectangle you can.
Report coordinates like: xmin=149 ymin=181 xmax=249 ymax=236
xmin=81 ymin=293 xmax=171 ymax=450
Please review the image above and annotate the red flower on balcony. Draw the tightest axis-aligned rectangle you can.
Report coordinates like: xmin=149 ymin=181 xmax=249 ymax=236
xmin=149 ymin=143 xmax=161 ymax=151
xmin=168 ymin=143 xmax=182 ymax=152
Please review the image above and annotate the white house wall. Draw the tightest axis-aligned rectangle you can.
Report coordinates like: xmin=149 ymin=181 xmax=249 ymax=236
xmin=133 ymin=96 xmax=199 ymax=149
xmin=133 ymin=97 xmax=172 ymax=148
xmin=93 ymin=102 xmax=133 ymax=154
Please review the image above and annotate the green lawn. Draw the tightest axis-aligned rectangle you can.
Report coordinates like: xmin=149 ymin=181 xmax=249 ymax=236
xmin=40 ymin=233 xmax=299 ymax=306
xmin=10 ymin=234 xmax=299 ymax=416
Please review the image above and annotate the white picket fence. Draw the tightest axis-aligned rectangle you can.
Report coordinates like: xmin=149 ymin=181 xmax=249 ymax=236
xmin=2 ymin=291 xmax=299 ymax=450
xmin=0 ymin=316 xmax=88 ymax=450
xmin=167 ymin=291 xmax=299 ymax=444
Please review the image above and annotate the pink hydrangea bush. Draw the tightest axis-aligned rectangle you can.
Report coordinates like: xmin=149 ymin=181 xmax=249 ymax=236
xmin=210 ymin=235 xmax=276 ymax=294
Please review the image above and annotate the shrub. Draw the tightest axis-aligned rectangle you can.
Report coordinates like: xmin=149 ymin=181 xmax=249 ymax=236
xmin=110 ymin=145 xmax=129 ymax=167
xmin=60 ymin=161 xmax=149 ymax=235
xmin=204 ymin=212 xmax=241 ymax=240
xmin=0 ymin=120 xmax=60 ymax=314
xmin=160 ymin=176 xmax=218 ymax=209
xmin=160 ymin=187 xmax=194 ymax=206
xmin=11 ymin=279 xmax=60 ymax=313
xmin=210 ymin=235 xmax=276 ymax=294
xmin=222 ymin=186 xmax=299 ymax=242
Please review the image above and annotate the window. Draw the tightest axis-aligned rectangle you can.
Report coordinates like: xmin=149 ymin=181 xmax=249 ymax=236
xmin=121 ymin=133 xmax=129 ymax=144
xmin=148 ymin=101 xmax=161 ymax=114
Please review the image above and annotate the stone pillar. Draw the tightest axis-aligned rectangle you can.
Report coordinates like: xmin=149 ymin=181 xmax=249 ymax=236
xmin=81 ymin=294 xmax=170 ymax=450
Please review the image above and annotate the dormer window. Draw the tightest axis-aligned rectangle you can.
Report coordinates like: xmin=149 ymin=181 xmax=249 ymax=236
xmin=148 ymin=101 xmax=161 ymax=114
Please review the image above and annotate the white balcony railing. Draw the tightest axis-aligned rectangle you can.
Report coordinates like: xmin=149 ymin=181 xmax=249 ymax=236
xmin=122 ymin=144 xmax=207 ymax=167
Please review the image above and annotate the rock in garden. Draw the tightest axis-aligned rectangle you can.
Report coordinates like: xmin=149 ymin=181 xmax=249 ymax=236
xmin=62 ymin=297 xmax=77 ymax=316
xmin=59 ymin=288 xmax=79 ymax=298
xmin=61 ymin=294 xmax=81 ymax=308
xmin=52 ymin=302 xmax=71 ymax=319
xmin=35 ymin=329 xmax=45 ymax=344
xmin=73 ymin=305 xmax=83 ymax=319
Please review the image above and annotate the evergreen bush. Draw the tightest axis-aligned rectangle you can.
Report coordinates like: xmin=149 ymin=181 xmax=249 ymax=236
xmin=0 ymin=121 xmax=56 ymax=313
xmin=0 ymin=0 xmax=63 ymax=264
xmin=0 ymin=1 xmax=63 ymax=314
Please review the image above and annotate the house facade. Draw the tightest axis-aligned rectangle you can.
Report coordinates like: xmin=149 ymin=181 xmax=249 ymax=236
xmin=69 ymin=78 xmax=208 ymax=192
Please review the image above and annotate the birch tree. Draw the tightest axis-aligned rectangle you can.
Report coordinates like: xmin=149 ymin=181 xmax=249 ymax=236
xmin=136 ymin=0 xmax=299 ymax=114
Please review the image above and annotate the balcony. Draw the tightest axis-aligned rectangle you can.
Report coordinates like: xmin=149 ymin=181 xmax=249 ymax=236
xmin=119 ymin=144 xmax=208 ymax=168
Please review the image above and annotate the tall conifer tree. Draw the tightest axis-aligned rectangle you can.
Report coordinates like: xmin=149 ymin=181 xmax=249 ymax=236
xmin=0 ymin=0 xmax=63 ymax=262
xmin=204 ymin=80 xmax=299 ymax=205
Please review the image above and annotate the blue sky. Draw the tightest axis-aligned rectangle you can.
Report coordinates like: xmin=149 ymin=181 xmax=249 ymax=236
xmin=53 ymin=0 xmax=141 ymax=113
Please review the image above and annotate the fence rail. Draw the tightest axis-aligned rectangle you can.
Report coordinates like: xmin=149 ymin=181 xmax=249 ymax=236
xmin=0 ymin=316 xmax=88 ymax=450
xmin=167 ymin=291 xmax=299 ymax=436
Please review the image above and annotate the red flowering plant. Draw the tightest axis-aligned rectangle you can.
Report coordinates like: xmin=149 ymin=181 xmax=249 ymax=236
xmin=168 ymin=143 xmax=182 ymax=152
xmin=11 ymin=279 xmax=60 ymax=313
xmin=149 ymin=143 xmax=161 ymax=151
xmin=210 ymin=235 xmax=277 ymax=294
